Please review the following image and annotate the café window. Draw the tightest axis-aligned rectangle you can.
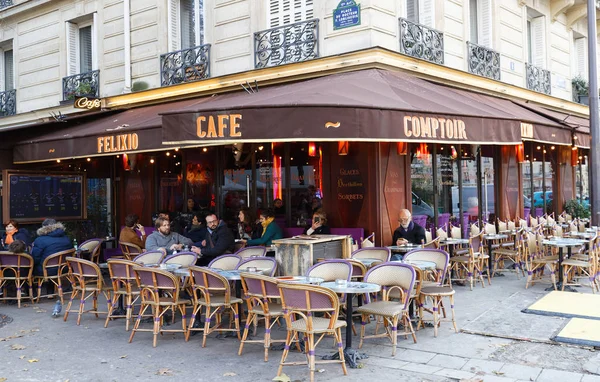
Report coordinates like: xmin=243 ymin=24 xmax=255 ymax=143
xmin=158 ymin=149 xmax=184 ymax=216
xmin=66 ymin=16 xmax=97 ymax=75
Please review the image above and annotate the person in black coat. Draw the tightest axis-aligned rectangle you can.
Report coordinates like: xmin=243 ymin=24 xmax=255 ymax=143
xmin=183 ymin=211 xmax=208 ymax=243
xmin=191 ymin=213 xmax=235 ymax=266
xmin=392 ymin=209 xmax=426 ymax=246
xmin=303 ymin=210 xmax=331 ymax=235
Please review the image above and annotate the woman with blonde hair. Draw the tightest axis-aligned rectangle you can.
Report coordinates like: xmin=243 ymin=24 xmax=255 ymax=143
xmin=303 ymin=209 xmax=330 ymax=235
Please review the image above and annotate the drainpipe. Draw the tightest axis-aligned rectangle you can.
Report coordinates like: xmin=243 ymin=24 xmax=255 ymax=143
xmin=123 ymin=0 xmax=132 ymax=93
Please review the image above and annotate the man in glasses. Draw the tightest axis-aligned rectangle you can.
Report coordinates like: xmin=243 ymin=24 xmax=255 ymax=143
xmin=392 ymin=209 xmax=426 ymax=247
xmin=146 ymin=216 xmax=195 ymax=255
xmin=191 ymin=213 xmax=235 ymax=266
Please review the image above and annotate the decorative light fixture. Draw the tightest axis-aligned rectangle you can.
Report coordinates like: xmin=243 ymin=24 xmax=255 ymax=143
xmin=516 ymin=144 xmax=525 ymax=163
xmin=150 ymin=157 xmax=155 ymax=164
xmin=166 ymin=152 xmax=170 ymax=156
xmin=396 ymin=142 xmax=408 ymax=155
xmin=308 ymin=142 xmax=317 ymax=157
xmin=86 ymin=158 xmax=91 ymax=162
xmin=571 ymin=147 xmax=579 ymax=166
xmin=174 ymin=147 xmax=179 ymax=152
xmin=450 ymin=145 xmax=458 ymax=160
xmin=202 ymin=147 xmax=208 ymax=152
xmin=56 ymin=159 xmax=61 ymax=163
xmin=338 ymin=141 xmax=349 ymax=155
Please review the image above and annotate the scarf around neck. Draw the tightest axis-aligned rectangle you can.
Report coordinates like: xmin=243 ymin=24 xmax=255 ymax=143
xmin=5 ymin=230 xmax=15 ymax=245
xmin=261 ymin=217 xmax=274 ymax=236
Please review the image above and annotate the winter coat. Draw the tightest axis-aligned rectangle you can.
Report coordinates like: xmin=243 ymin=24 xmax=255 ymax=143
xmin=31 ymin=223 xmax=73 ymax=276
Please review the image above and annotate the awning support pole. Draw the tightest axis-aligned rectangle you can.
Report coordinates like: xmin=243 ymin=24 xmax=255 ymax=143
xmin=587 ymin=0 xmax=600 ymax=226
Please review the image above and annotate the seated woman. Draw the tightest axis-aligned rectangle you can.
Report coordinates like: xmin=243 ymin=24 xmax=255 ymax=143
xmin=184 ymin=211 xmax=207 ymax=243
xmin=238 ymin=207 xmax=262 ymax=240
xmin=242 ymin=209 xmax=283 ymax=247
xmin=119 ymin=214 xmax=147 ymax=250
xmin=3 ymin=220 xmax=31 ymax=249
xmin=303 ymin=209 xmax=331 ymax=235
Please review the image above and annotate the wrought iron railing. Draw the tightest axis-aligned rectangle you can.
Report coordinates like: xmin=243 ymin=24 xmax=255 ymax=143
xmin=0 ymin=89 xmax=16 ymax=117
xmin=0 ymin=0 xmax=13 ymax=9
xmin=526 ymin=63 xmax=551 ymax=95
xmin=254 ymin=19 xmax=319 ymax=69
xmin=160 ymin=43 xmax=211 ymax=87
xmin=398 ymin=17 xmax=444 ymax=65
xmin=62 ymin=70 xmax=100 ymax=101
xmin=467 ymin=41 xmax=500 ymax=81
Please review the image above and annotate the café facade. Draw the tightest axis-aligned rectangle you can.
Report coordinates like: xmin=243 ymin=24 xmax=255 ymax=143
xmin=9 ymin=64 xmax=591 ymax=246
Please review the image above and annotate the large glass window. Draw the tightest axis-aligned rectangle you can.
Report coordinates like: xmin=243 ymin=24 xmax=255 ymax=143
xmin=411 ymin=143 xmax=434 ymax=229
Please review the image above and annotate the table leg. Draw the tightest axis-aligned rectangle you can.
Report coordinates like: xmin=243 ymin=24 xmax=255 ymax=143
xmin=488 ymin=241 xmax=493 ymax=275
xmin=235 ymin=280 xmax=241 ymax=298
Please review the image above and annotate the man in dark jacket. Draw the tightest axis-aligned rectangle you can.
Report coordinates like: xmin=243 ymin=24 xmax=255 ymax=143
xmin=392 ymin=209 xmax=426 ymax=246
xmin=192 ymin=213 xmax=234 ymax=266
xmin=31 ymin=219 xmax=73 ymax=276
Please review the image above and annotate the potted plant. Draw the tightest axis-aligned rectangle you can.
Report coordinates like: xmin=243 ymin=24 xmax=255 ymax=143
xmin=572 ymin=76 xmax=589 ymax=104
xmin=564 ymin=199 xmax=591 ymax=219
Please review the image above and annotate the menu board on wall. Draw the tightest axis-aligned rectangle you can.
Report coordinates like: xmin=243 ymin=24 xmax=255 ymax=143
xmin=2 ymin=170 xmax=86 ymax=223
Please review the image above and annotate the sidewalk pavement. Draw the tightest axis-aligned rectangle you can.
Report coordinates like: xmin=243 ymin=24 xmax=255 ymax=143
xmin=0 ymin=274 xmax=599 ymax=381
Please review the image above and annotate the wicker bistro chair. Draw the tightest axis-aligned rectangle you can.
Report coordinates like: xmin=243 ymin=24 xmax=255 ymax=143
xmin=0 ymin=252 xmax=34 ymax=308
xmin=64 ymin=257 xmax=111 ymax=325
xmin=492 ymin=230 xmax=525 ymax=278
xmin=105 ymin=259 xmax=140 ymax=331
xmin=524 ymin=231 xmax=557 ymax=290
xmin=448 ymin=233 xmax=486 ymax=290
xmin=162 ymin=251 xmax=198 ymax=267
xmin=561 ymin=236 xmax=598 ymax=293
xmin=209 ymin=254 xmax=242 ymax=270
xmin=128 ymin=267 xmax=190 ymax=347
xmin=236 ymin=257 xmax=277 ymax=276
xmin=132 ymin=251 xmax=165 ymax=265
xmin=351 ymin=247 xmax=391 ymax=264
xmin=186 ymin=266 xmax=242 ymax=347
xmin=79 ymin=238 xmax=103 ymax=263
xmin=34 ymin=248 xmax=75 ymax=304
xmin=347 ymin=259 xmax=367 ymax=281
xmin=408 ymin=251 xmax=458 ymax=337
xmin=404 ymin=249 xmax=449 ymax=286
xmin=306 ymin=259 xmax=352 ymax=283
xmin=238 ymin=273 xmax=285 ymax=361
xmin=276 ymin=282 xmax=347 ymax=382
xmin=357 ymin=263 xmax=417 ymax=356
xmin=120 ymin=242 xmax=143 ymax=261
xmin=235 ymin=246 xmax=267 ymax=259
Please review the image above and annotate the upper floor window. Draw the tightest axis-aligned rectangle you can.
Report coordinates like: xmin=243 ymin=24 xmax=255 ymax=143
xmin=572 ymin=34 xmax=587 ymax=81
xmin=0 ymin=43 xmax=14 ymax=91
xmin=66 ymin=16 xmax=97 ymax=75
xmin=526 ymin=8 xmax=546 ymax=68
xmin=405 ymin=0 xmax=435 ymax=27
xmin=469 ymin=0 xmax=492 ymax=47
xmin=269 ymin=0 xmax=314 ymax=27
xmin=169 ymin=0 xmax=204 ymax=51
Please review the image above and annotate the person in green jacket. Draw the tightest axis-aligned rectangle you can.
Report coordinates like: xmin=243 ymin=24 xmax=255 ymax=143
xmin=242 ymin=208 xmax=283 ymax=247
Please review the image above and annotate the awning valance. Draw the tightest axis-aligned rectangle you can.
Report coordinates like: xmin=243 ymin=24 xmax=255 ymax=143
xmin=161 ymin=69 xmax=567 ymax=147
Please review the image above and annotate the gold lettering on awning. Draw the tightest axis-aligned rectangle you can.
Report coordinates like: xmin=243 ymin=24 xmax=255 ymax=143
xmin=520 ymin=122 xmax=534 ymax=139
xmin=97 ymin=133 xmax=139 ymax=153
xmin=196 ymin=114 xmax=242 ymax=139
xmin=403 ymin=115 xmax=468 ymax=140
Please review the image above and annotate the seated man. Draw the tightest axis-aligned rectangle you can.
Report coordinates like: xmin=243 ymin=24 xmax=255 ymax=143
xmin=31 ymin=219 xmax=73 ymax=276
xmin=392 ymin=208 xmax=426 ymax=247
xmin=191 ymin=213 xmax=234 ymax=266
xmin=119 ymin=213 xmax=147 ymax=250
xmin=145 ymin=216 xmax=194 ymax=256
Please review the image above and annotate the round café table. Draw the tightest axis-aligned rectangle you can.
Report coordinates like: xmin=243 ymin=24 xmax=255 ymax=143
xmin=387 ymin=244 xmax=423 ymax=260
xmin=542 ymin=238 xmax=586 ymax=292
xmin=275 ymin=276 xmax=324 ymax=284
xmin=320 ymin=281 xmax=381 ymax=368
xmin=439 ymin=238 xmax=469 ymax=258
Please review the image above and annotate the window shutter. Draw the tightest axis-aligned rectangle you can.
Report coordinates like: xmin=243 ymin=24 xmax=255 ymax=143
xmin=92 ymin=12 xmax=98 ymax=70
xmin=79 ymin=26 xmax=93 ymax=73
xmin=66 ymin=21 xmax=78 ymax=75
xmin=406 ymin=0 xmax=418 ymax=23
xmin=575 ymin=37 xmax=587 ymax=80
xmin=180 ymin=0 xmax=195 ymax=49
xmin=168 ymin=0 xmax=180 ymax=51
xmin=478 ymin=0 xmax=492 ymax=48
xmin=469 ymin=0 xmax=478 ymax=43
xmin=270 ymin=0 xmax=311 ymax=27
xmin=4 ymin=49 xmax=14 ymax=91
xmin=293 ymin=0 xmax=312 ymax=23
xmin=419 ymin=0 xmax=435 ymax=28
xmin=0 ymin=48 xmax=4 ymax=92
xmin=531 ymin=16 xmax=545 ymax=68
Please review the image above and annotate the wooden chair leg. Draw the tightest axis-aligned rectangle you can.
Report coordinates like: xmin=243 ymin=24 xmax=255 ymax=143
xmin=449 ymin=295 xmax=458 ymax=333
xmin=277 ymin=330 xmax=293 ymax=377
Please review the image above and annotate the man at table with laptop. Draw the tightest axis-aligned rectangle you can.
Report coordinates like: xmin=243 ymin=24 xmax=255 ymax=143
xmin=391 ymin=209 xmax=426 ymax=261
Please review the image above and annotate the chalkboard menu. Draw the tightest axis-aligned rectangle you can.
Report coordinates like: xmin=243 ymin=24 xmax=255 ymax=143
xmin=3 ymin=171 xmax=86 ymax=223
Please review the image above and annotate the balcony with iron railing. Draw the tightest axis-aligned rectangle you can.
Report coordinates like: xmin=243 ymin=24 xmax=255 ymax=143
xmin=526 ymin=63 xmax=551 ymax=95
xmin=62 ymin=70 xmax=100 ymax=101
xmin=467 ymin=41 xmax=500 ymax=81
xmin=160 ymin=43 xmax=211 ymax=87
xmin=398 ymin=17 xmax=444 ymax=65
xmin=254 ymin=19 xmax=319 ymax=69
xmin=0 ymin=0 xmax=13 ymax=9
xmin=0 ymin=89 xmax=16 ymax=117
